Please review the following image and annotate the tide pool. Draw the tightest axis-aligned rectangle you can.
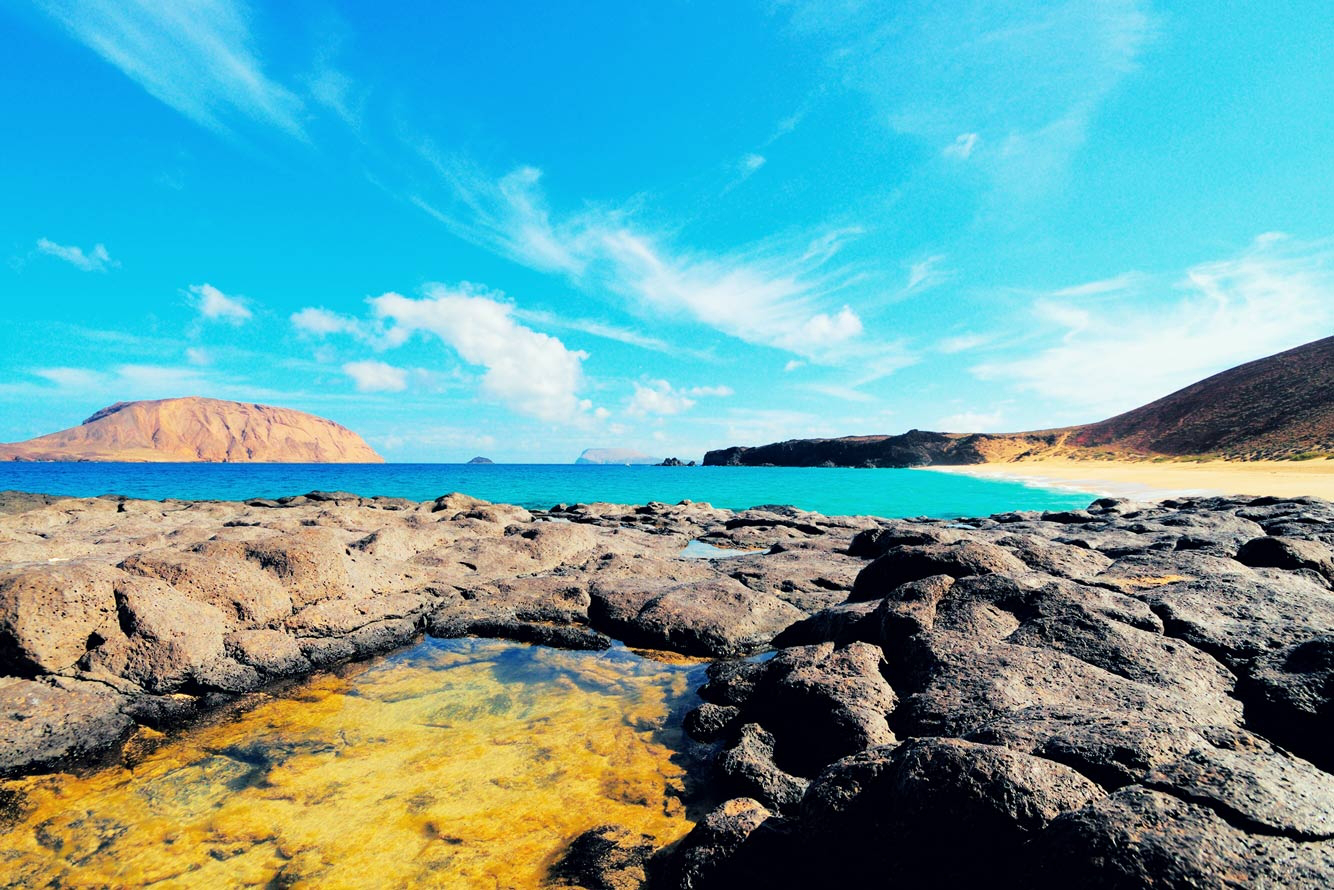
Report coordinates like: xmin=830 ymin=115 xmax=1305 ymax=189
xmin=0 ymin=463 xmax=1094 ymax=519
xmin=0 ymin=638 xmax=711 ymax=889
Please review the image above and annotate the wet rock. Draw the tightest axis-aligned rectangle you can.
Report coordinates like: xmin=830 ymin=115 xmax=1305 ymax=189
xmin=1027 ymin=787 xmax=1334 ymax=890
xmin=665 ymin=798 xmax=776 ymax=890
xmin=550 ymin=824 xmax=656 ymax=890
xmin=697 ymin=659 xmax=766 ymax=707
xmin=848 ymin=540 xmax=1028 ymax=600
xmin=224 ymin=629 xmax=309 ymax=678
xmin=451 ymin=618 xmax=611 ymax=651
xmin=738 ymin=642 xmax=896 ymax=776
xmin=683 ymin=702 xmax=741 ymax=742
xmin=0 ymin=678 xmax=133 ymax=777
xmin=190 ymin=656 xmax=263 ymax=694
xmin=592 ymin=578 xmax=802 ymax=657
xmin=771 ymin=600 xmax=879 ymax=647
xmin=716 ymin=723 xmax=809 ymax=811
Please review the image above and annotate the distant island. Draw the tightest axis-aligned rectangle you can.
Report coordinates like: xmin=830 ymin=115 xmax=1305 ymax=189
xmin=0 ymin=397 xmax=383 ymax=463
xmin=575 ymin=448 xmax=660 ymax=465
xmin=466 ymin=456 xmax=494 ymax=464
xmin=705 ymin=335 xmax=1334 ymax=468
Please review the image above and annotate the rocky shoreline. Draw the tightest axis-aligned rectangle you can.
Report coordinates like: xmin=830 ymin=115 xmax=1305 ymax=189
xmin=2 ymin=489 xmax=1333 ymax=886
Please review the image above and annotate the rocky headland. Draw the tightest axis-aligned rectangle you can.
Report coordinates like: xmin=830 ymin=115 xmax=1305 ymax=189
xmin=704 ymin=334 xmax=1334 ymax=468
xmin=576 ymin=448 xmax=661 ymax=465
xmin=1 ymin=489 xmax=1332 ymax=886
xmin=0 ymin=397 xmax=383 ymax=463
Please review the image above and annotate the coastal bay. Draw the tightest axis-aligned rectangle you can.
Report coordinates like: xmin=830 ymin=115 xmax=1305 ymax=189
xmin=924 ymin=457 xmax=1334 ymax=500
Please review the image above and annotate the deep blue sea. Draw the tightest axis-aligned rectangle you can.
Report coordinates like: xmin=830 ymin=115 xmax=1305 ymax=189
xmin=0 ymin=463 xmax=1094 ymax=520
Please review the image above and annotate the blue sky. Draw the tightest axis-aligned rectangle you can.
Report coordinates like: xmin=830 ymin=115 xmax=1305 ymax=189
xmin=2 ymin=1 xmax=1333 ymax=462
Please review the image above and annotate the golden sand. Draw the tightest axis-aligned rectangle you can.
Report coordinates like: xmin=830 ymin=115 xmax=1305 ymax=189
xmin=923 ymin=457 xmax=1334 ymax=501
xmin=0 ymin=639 xmax=708 ymax=889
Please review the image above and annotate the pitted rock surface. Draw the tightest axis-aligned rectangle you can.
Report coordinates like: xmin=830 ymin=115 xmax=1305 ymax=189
xmin=0 ymin=490 xmax=1332 ymax=887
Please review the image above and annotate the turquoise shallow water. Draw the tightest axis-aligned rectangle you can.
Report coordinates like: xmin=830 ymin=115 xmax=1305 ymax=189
xmin=0 ymin=463 xmax=1093 ymax=519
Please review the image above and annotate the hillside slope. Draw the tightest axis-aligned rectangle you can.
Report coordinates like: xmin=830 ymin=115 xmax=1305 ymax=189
xmin=0 ymin=398 xmax=383 ymax=463
xmin=1064 ymin=334 xmax=1334 ymax=458
xmin=704 ymin=335 xmax=1334 ymax=467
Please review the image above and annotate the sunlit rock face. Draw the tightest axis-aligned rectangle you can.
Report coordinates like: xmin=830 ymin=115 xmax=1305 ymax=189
xmin=0 ymin=638 xmax=711 ymax=888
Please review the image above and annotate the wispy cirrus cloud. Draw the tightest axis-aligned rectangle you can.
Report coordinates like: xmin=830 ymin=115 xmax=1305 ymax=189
xmin=411 ymin=161 xmax=587 ymax=277
xmin=28 ymin=363 xmax=211 ymax=398
xmin=511 ymin=308 xmax=714 ymax=361
xmin=35 ymin=238 xmax=118 ymax=272
xmin=411 ymin=161 xmax=871 ymax=361
xmin=973 ymin=233 xmax=1334 ymax=418
xmin=782 ymin=0 xmax=1155 ymax=196
xmin=936 ymin=332 xmax=991 ymax=354
xmin=34 ymin=0 xmax=305 ymax=138
xmin=904 ymin=255 xmax=950 ymax=295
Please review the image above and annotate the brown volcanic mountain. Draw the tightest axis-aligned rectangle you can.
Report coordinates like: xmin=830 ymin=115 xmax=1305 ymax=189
xmin=0 ymin=398 xmax=383 ymax=463
xmin=704 ymin=335 xmax=1334 ymax=467
xmin=1061 ymin=334 xmax=1334 ymax=458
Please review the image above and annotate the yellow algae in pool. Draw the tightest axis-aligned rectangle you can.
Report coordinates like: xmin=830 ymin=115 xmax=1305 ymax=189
xmin=0 ymin=638 xmax=712 ymax=889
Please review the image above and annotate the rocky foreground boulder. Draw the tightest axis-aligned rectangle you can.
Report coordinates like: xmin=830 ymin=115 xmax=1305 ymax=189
xmin=0 ymin=489 xmax=1332 ymax=886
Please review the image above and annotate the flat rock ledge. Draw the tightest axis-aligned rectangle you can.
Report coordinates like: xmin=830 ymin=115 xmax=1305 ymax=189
xmin=1 ymin=490 xmax=1333 ymax=887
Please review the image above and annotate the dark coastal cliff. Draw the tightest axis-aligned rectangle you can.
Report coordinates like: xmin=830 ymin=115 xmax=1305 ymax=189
xmin=704 ymin=430 xmax=1060 ymax=468
xmin=705 ymin=334 xmax=1334 ymax=467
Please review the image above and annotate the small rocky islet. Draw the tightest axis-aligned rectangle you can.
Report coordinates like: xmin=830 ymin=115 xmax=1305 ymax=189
xmin=1 ymin=488 xmax=1333 ymax=887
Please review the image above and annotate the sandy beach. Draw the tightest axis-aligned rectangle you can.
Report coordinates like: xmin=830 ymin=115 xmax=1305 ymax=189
xmin=923 ymin=457 xmax=1334 ymax=501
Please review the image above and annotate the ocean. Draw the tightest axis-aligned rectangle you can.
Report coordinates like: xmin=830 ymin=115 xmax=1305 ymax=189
xmin=0 ymin=462 xmax=1094 ymax=519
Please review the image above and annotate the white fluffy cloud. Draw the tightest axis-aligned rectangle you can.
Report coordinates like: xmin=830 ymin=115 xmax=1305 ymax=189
xmin=370 ymin=286 xmax=593 ymax=423
xmin=973 ymin=234 xmax=1334 ymax=418
xmin=627 ymin=381 xmax=693 ymax=417
xmin=189 ymin=284 xmax=252 ymax=324
xmin=343 ymin=360 xmax=408 ymax=392
xmin=625 ymin=380 xmax=733 ymax=417
xmin=36 ymin=238 xmax=117 ymax=272
xmin=292 ymin=307 xmax=363 ymax=337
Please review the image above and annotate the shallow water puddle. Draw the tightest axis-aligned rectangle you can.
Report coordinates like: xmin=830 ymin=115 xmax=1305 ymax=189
xmin=679 ymin=539 xmax=765 ymax=559
xmin=0 ymin=639 xmax=711 ymax=888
